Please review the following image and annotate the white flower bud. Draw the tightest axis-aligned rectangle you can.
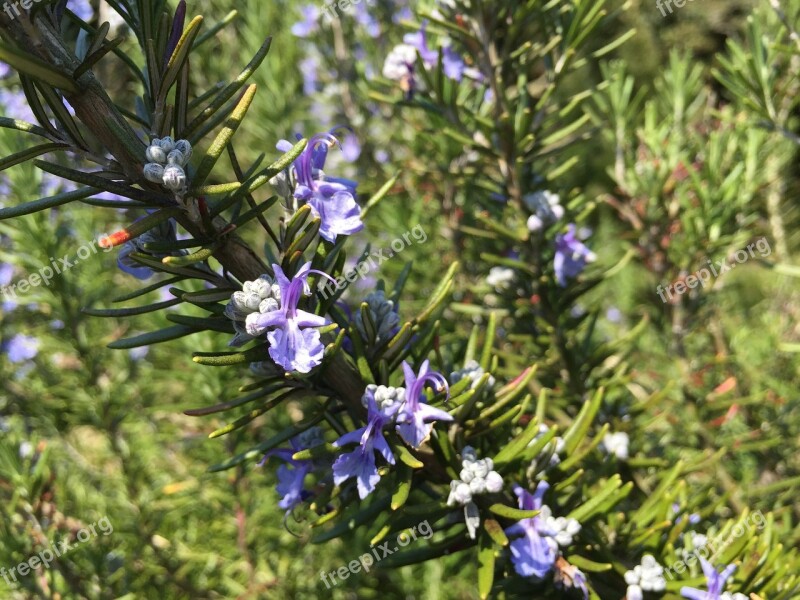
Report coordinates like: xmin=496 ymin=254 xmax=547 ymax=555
xmin=472 ymin=459 xmax=490 ymax=479
xmin=143 ymin=162 xmax=165 ymax=183
xmin=469 ymin=477 xmax=487 ymax=495
xmin=146 ymin=145 xmax=167 ymax=163
xmin=527 ymin=214 xmax=543 ymax=232
xmin=355 ymin=291 xmax=400 ymax=342
xmin=236 ymin=291 xmax=262 ymax=312
xmin=464 ymin=501 xmax=480 ymax=540
xmin=485 ymin=470 xmax=503 ymax=493
xmin=167 ymin=149 xmax=186 ymax=166
xmin=174 ymin=139 xmax=192 ymax=161
xmin=447 ymin=480 xmax=473 ymax=506
xmin=460 ymin=446 xmax=478 ymax=463
xmin=269 ymin=170 xmax=293 ymax=198
xmin=162 ymin=164 xmax=187 ymax=191
xmin=259 ymin=297 xmax=279 ymax=314
xmin=157 ymin=136 xmax=175 ymax=152
xmin=459 ymin=468 xmax=474 ymax=483
xmin=626 ymin=584 xmax=643 ymax=600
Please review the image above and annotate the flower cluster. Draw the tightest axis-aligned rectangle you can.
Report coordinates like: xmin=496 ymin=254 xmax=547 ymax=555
xmin=274 ymin=132 xmax=363 ymax=243
xmin=524 ymin=190 xmax=564 ymax=232
xmin=383 ymin=21 xmax=472 ymax=98
xmin=1 ymin=333 xmax=39 ymax=363
xmin=224 ymin=263 xmax=332 ymax=373
xmin=447 ymin=446 xmax=504 ymax=506
xmin=601 ymin=431 xmax=630 ymax=460
xmin=447 ymin=446 xmax=504 ymax=539
xmin=332 ymin=360 xmax=451 ymax=499
xmin=680 ymin=559 xmax=747 ymax=600
xmin=332 ymin=392 xmax=397 ymax=500
xmin=504 ymin=482 xmax=582 ymax=581
xmin=354 ymin=290 xmax=400 ymax=343
xmin=224 ymin=274 xmax=282 ymax=347
xmin=143 ymin=137 xmax=192 ymax=194
xmin=554 ymin=224 xmax=596 ymax=287
xmin=450 ymin=360 xmax=496 ymax=390
xmin=486 ymin=266 xmax=516 ymax=291
xmin=625 ymin=555 xmax=667 ymax=600
xmin=261 ymin=427 xmax=326 ymax=513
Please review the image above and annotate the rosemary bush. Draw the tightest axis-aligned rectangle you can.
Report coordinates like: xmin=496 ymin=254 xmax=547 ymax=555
xmin=0 ymin=0 xmax=799 ymax=598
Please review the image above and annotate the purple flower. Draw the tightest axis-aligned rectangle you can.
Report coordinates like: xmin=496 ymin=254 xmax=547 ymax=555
xmin=2 ymin=334 xmax=39 ymax=363
xmin=262 ymin=429 xmax=323 ymax=511
xmin=0 ymin=263 xmax=13 ymax=287
xmin=245 ymin=262 xmax=331 ymax=373
xmin=293 ymin=133 xmax=363 ymax=242
xmin=354 ymin=3 xmax=380 ymax=38
xmin=442 ymin=46 xmax=465 ymax=81
xmin=299 ymin=55 xmax=320 ymax=96
xmin=504 ymin=482 xmax=559 ymax=579
xmin=332 ymin=395 xmax=395 ymax=499
xmin=403 ymin=21 xmax=464 ymax=81
xmin=291 ymin=5 xmax=320 ymax=37
xmin=393 ymin=6 xmax=413 ymax=23
xmin=0 ymin=88 xmax=36 ymax=122
xmin=0 ymin=61 xmax=10 ymax=79
xmin=341 ymin=134 xmax=362 ymax=162
xmin=0 ymin=174 xmax=10 ymax=202
xmin=554 ymin=224 xmax=596 ymax=287
xmin=681 ymin=559 xmax=739 ymax=600
xmin=403 ymin=21 xmax=438 ymax=67
xmin=68 ymin=0 xmax=94 ymax=20
xmin=395 ymin=360 xmax=452 ymax=449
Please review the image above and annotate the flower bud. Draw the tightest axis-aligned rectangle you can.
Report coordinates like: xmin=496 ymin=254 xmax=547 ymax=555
xmin=472 ymin=459 xmax=490 ymax=478
xmin=469 ymin=477 xmax=487 ymax=495
xmin=146 ymin=145 xmax=167 ymax=164
xmin=167 ymin=149 xmax=186 ymax=166
xmin=485 ymin=470 xmax=503 ymax=493
xmin=527 ymin=214 xmax=543 ymax=232
xmin=236 ymin=291 xmax=262 ymax=312
xmin=447 ymin=480 xmax=472 ymax=506
xmin=464 ymin=501 xmax=480 ymax=540
xmin=459 ymin=468 xmax=474 ymax=483
xmin=157 ymin=136 xmax=175 ymax=152
xmin=259 ymin=297 xmax=279 ymax=314
xmin=162 ymin=164 xmax=187 ymax=192
xmin=143 ymin=162 xmax=165 ymax=183
xmin=174 ymin=139 xmax=193 ymax=161
xmin=461 ymin=446 xmax=478 ymax=463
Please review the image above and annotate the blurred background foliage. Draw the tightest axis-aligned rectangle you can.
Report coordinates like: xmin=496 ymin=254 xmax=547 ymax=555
xmin=0 ymin=0 xmax=799 ymax=598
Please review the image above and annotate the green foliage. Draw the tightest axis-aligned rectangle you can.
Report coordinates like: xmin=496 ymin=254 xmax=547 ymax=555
xmin=0 ymin=0 xmax=799 ymax=598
